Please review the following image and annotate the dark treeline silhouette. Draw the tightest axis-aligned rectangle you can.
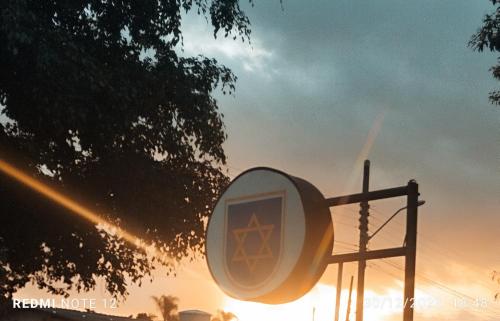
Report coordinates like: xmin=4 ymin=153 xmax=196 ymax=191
xmin=470 ymin=0 xmax=500 ymax=106
xmin=0 ymin=0 xmax=263 ymax=314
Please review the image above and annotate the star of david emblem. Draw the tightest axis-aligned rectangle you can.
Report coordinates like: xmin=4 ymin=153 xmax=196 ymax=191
xmin=224 ymin=195 xmax=283 ymax=287
xmin=231 ymin=213 xmax=274 ymax=273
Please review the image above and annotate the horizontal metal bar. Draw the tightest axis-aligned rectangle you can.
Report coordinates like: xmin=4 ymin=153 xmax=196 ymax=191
xmin=325 ymin=186 xmax=408 ymax=207
xmin=326 ymin=247 xmax=406 ymax=264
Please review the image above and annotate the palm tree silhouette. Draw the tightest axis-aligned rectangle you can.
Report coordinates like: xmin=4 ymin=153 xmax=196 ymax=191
xmin=152 ymin=295 xmax=179 ymax=321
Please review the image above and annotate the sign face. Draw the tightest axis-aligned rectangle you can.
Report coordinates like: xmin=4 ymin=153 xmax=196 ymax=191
xmin=224 ymin=193 xmax=284 ymax=288
xmin=206 ymin=167 xmax=333 ymax=304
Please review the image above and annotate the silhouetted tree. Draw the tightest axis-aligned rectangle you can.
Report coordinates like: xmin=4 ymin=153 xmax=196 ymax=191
xmin=136 ymin=312 xmax=157 ymax=320
xmin=0 ymin=0 xmax=259 ymax=312
xmin=152 ymin=295 xmax=179 ymax=321
xmin=470 ymin=1 xmax=500 ymax=301
xmin=211 ymin=310 xmax=238 ymax=321
xmin=469 ymin=0 xmax=500 ymax=106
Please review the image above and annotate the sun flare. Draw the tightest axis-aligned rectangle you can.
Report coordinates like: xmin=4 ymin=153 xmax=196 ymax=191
xmin=223 ymin=284 xmax=400 ymax=321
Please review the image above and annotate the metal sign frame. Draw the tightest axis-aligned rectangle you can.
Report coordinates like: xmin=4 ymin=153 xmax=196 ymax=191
xmin=326 ymin=160 xmax=420 ymax=321
xmin=206 ymin=161 xmax=421 ymax=321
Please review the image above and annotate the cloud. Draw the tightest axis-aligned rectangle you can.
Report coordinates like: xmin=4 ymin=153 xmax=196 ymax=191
xmin=171 ymin=4 xmax=499 ymax=319
xmin=179 ymin=14 xmax=275 ymax=78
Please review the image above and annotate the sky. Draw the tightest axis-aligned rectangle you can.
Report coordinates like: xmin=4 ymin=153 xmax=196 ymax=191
xmin=16 ymin=1 xmax=500 ymax=321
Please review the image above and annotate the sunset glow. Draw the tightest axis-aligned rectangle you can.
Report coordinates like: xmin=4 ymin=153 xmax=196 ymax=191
xmin=222 ymin=280 xmax=500 ymax=321
xmin=223 ymin=284 xmax=401 ymax=321
xmin=3 ymin=1 xmax=499 ymax=321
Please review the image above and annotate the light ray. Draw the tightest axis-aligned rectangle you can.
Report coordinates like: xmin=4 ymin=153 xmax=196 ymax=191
xmin=342 ymin=110 xmax=386 ymax=194
xmin=0 ymin=158 xmax=151 ymax=254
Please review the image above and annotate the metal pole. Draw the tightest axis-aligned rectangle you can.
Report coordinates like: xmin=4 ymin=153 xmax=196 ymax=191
xmin=328 ymin=247 xmax=405 ymax=264
xmin=334 ymin=262 xmax=343 ymax=321
xmin=346 ymin=276 xmax=354 ymax=321
xmin=403 ymin=180 xmax=418 ymax=321
xmin=356 ymin=160 xmax=370 ymax=321
xmin=325 ymin=186 xmax=408 ymax=207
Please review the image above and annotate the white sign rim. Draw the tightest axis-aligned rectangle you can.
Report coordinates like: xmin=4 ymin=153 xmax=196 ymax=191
xmin=206 ymin=168 xmax=307 ymax=300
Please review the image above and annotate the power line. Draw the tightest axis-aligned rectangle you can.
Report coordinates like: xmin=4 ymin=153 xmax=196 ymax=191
xmin=335 ymin=239 xmax=358 ymax=248
xmin=369 ymin=261 xmax=403 ymax=281
xmin=368 ymin=207 xmax=499 ymax=294
xmin=377 ymin=259 xmax=500 ymax=319
xmin=367 ymin=263 xmax=499 ymax=321
xmin=332 ymin=197 xmax=499 ymax=319
xmin=339 ymin=205 xmax=496 ymax=293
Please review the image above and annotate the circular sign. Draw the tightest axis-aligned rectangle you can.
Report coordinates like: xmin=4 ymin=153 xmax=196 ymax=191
xmin=206 ymin=167 xmax=333 ymax=304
